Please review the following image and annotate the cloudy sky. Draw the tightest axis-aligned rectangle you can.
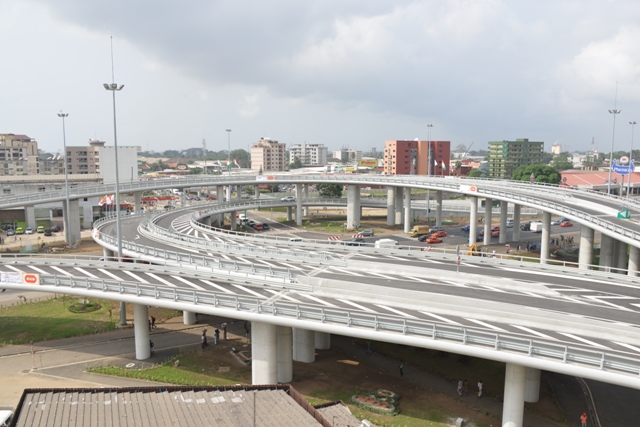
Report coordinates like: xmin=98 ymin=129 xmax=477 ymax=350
xmin=1 ymin=0 xmax=639 ymax=155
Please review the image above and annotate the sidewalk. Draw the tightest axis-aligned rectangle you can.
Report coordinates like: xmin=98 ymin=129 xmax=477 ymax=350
xmin=331 ymin=335 xmax=564 ymax=427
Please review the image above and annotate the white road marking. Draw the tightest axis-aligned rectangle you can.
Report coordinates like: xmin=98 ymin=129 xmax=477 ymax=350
xmin=232 ymin=284 xmax=266 ymax=298
xmin=278 ymin=262 xmax=305 ymax=271
xmin=27 ymin=266 xmax=49 ymax=275
xmin=355 ymin=253 xmax=377 ymax=259
xmin=255 ymin=259 xmax=276 ymax=267
xmin=337 ymin=299 xmax=377 ymax=313
xmin=193 ymin=230 xmax=199 ymax=238
xmin=384 ymin=255 xmax=409 ymax=261
xmin=369 ymin=272 xmax=399 ymax=280
xmin=199 ymin=279 xmax=235 ymax=294
xmin=122 ymin=271 xmax=150 ymax=284
xmin=295 ymin=294 xmax=338 ymax=308
xmin=441 ymin=280 xmax=468 ymax=288
xmin=374 ymin=304 xmax=419 ymax=319
xmin=6 ymin=265 xmax=25 ymax=273
xmin=221 ymin=254 xmax=231 ymax=260
xmin=171 ymin=276 xmax=206 ymax=290
xmin=479 ymin=286 xmax=507 ymax=293
xmin=51 ymin=266 xmax=74 ymax=277
xmin=98 ymin=269 xmax=126 ymax=282
xmin=402 ymin=276 xmax=435 ymax=284
xmin=614 ymin=342 xmax=640 ymax=354
xmin=584 ymin=296 xmax=634 ymax=311
xmin=145 ymin=273 xmax=177 ymax=288
xmin=265 ymin=289 xmax=302 ymax=303
xmin=327 ymin=267 xmax=364 ymax=276
xmin=202 ymin=233 xmax=211 ymax=241
xmin=559 ymin=333 xmax=610 ymax=349
xmin=422 ymin=258 xmax=444 ymax=264
xmin=419 ymin=312 xmax=462 ymax=325
xmin=73 ymin=267 xmax=99 ymax=279
xmin=465 ymin=319 xmax=507 ymax=332
xmin=511 ymin=325 xmax=556 ymax=340
xmin=234 ymin=256 xmax=252 ymax=265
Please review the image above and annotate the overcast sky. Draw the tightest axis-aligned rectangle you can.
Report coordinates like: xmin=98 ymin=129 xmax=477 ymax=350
xmin=1 ymin=0 xmax=639 ymax=155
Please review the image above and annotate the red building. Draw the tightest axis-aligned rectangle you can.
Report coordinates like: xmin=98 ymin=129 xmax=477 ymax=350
xmin=384 ymin=140 xmax=451 ymax=176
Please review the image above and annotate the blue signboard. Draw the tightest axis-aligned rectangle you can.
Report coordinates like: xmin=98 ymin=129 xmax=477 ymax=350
xmin=612 ymin=159 xmax=635 ymax=175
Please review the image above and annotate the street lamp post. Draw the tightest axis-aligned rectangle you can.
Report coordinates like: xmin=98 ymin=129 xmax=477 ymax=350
xmin=608 ymin=108 xmax=621 ymax=195
xmin=103 ymin=82 xmax=125 ymax=261
xmin=426 ymin=123 xmax=434 ymax=223
xmin=629 ymin=120 xmax=638 ymax=198
xmin=57 ymin=112 xmax=72 ymax=246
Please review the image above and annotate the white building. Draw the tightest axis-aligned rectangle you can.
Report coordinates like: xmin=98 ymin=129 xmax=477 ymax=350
xmin=332 ymin=149 xmax=362 ymax=163
xmin=251 ymin=138 xmax=286 ymax=172
xmin=288 ymin=143 xmax=328 ymax=166
xmin=99 ymin=145 xmax=141 ymax=184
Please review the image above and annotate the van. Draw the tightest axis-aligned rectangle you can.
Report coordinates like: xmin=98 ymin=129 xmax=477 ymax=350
xmin=15 ymin=227 xmax=24 ymax=234
xmin=429 ymin=226 xmax=445 ymax=234
xmin=0 ymin=410 xmax=13 ymax=427
xmin=374 ymin=238 xmax=398 ymax=248
xmin=37 ymin=225 xmax=45 ymax=233
xmin=408 ymin=226 xmax=431 ymax=237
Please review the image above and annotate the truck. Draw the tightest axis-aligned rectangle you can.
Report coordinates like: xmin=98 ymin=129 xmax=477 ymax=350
xmin=530 ymin=222 xmax=543 ymax=233
xmin=374 ymin=238 xmax=398 ymax=248
xmin=408 ymin=225 xmax=431 ymax=237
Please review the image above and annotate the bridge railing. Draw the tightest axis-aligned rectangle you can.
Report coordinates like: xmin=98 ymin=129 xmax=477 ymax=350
xmin=31 ymin=272 xmax=640 ymax=379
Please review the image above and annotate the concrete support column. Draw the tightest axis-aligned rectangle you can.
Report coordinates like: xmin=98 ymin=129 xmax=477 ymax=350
xmin=25 ymin=206 xmax=36 ymax=229
xmin=395 ymin=187 xmax=403 ymax=225
xmin=254 ymin=185 xmax=260 ymax=200
xmin=540 ymin=211 xmax=551 ymax=264
xmin=347 ymin=185 xmax=361 ymax=229
xmin=119 ymin=302 xmax=127 ymax=326
xmin=303 ymin=184 xmax=309 ymax=216
xmin=134 ymin=192 xmax=141 ymax=212
xmin=629 ymin=245 xmax=640 ymax=276
xmin=292 ymin=328 xmax=315 ymax=363
xmin=578 ymin=226 xmax=595 ymax=270
xmin=315 ymin=332 xmax=330 ymax=350
xmin=483 ymin=198 xmax=493 ymax=246
xmin=277 ymin=326 xmax=293 ymax=383
xmin=180 ymin=191 xmax=186 ymax=208
xmin=435 ymin=191 xmax=443 ymax=227
xmin=404 ymin=187 xmax=412 ymax=233
xmin=387 ymin=187 xmax=396 ymax=226
xmin=286 ymin=206 xmax=293 ymax=221
xmin=62 ymin=199 xmax=81 ymax=246
xmin=202 ymin=216 xmax=212 ymax=227
xmin=226 ymin=185 xmax=232 ymax=203
xmin=600 ymin=234 xmax=615 ymax=272
xmin=295 ymin=185 xmax=303 ymax=226
xmin=230 ymin=212 xmax=237 ymax=231
xmin=217 ymin=186 xmax=225 ymax=226
xmin=615 ymin=240 xmax=629 ymax=273
xmin=133 ymin=303 xmax=150 ymax=360
xmin=252 ymin=321 xmax=277 ymax=384
xmin=102 ymin=247 xmax=114 ymax=261
xmin=512 ymin=204 xmax=521 ymax=242
xmin=524 ymin=368 xmax=541 ymax=403
xmin=469 ymin=196 xmax=478 ymax=246
xmin=499 ymin=201 xmax=507 ymax=244
xmin=183 ymin=311 xmax=196 ymax=325
xmin=502 ymin=363 xmax=526 ymax=427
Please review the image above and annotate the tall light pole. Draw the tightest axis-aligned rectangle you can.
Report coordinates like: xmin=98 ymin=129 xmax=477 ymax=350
xmin=57 ymin=112 xmax=72 ymax=246
xmin=426 ymin=123 xmax=434 ymax=223
xmin=103 ymin=82 xmax=125 ymax=261
xmin=629 ymin=120 xmax=638 ymax=198
xmin=226 ymin=129 xmax=232 ymax=177
xmin=607 ymin=82 xmax=621 ymax=195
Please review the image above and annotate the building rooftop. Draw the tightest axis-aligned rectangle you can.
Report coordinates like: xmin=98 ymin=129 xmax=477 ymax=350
xmin=12 ymin=385 xmax=334 ymax=427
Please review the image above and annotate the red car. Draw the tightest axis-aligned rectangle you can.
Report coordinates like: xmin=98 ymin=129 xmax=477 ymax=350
xmin=491 ymin=226 xmax=500 ymax=232
xmin=432 ymin=230 xmax=447 ymax=237
xmin=559 ymin=221 xmax=573 ymax=227
xmin=426 ymin=237 xmax=443 ymax=244
xmin=479 ymin=230 xmax=500 ymax=237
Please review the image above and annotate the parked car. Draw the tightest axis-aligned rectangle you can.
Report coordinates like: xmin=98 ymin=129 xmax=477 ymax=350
xmin=345 ymin=238 xmax=365 ymax=246
xmin=262 ymin=223 xmax=270 ymax=230
xmin=426 ymin=236 xmax=443 ymax=244
xmin=44 ymin=228 xmax=52 ymax=236
xmin=432 ymin=230 xmax=447 ymax=237
xmin=25 ymin=227 xmax=34 ymax=235
xmin=247 ymin=220 xmax=256 ymax=227
xmin=206 ymin=196 xmax=216 ymax=201
xmin=360 ymin=229 xmax=374 ymax=237
xmin=193 ymin=196 xmax=201 ymax=201
xmin=15 ymin=227 xmax=24 ymax=234
xmin=36 ymin=226 xmax=45 ymax=233
xmin=6 ymin=229 xmax=15 ymax=236
xmin=550 ymin=219 xmax=562 ymax=226
xmin=253 ymin=223 xmax=264 ymax=231
xmin=559 ymin=221 xmax=573 ymax=227
xmin=461 ymin=224 xmax=470 ymax=232
xmin=51 ymin=225 xmax=61 ymax=232
xmin=280 ymin=196 xmax=295 ymax=202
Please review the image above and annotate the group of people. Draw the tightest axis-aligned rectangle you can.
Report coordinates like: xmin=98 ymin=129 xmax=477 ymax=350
xmin=201 ymin=324 xmax=228 ymax=350
xmin=148 ymin=316 xmax=156 ymax=331
xmin=456 ymin=379 xmax=483 ymax=397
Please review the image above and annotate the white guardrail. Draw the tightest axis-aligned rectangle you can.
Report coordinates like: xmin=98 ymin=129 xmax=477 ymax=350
xmin=8 ymin=272 xmax=640 ymax=381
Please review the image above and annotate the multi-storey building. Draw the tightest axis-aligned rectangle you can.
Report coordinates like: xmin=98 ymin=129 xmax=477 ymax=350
xmin=0 ymin=134 xmax=40 ymax=176
xmin=488 ymin=138 xmax=544 ymax=179
xmin=251 ymin=138 xmax=286 ymax=172
xmin=40 ymin=157 xmax=65 ymax=175
xmin=288 ymin=143 xmax=328 ymax=166
xmin=384 ymin=140 xmax=451 ymax=176
xmin=66 ymin=139 xmax=140 ymax=183
xmin=332 ymin=149 xmax=362 ymax=163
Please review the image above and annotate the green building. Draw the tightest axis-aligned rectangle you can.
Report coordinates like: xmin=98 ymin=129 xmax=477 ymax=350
xmin=488 ymin=138 xmax=544 ymax=179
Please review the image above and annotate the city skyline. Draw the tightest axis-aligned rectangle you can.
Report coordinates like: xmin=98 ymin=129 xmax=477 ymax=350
xmin=1 ymin=1 xmax=639 ymax=155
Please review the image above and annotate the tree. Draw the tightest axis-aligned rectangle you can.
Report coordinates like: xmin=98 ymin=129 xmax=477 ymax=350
xmin=230 ymin=149 xmax=250 ymax=167
xmin=511 ymin=164 xmax=561 ymax=184
xmin=317 ymin=183 xmax=343 ymax=198
xmin=150 ymin=160 xmax=168 ymax=171
xmin=288 ymin=156 xmax=303 ymax=169
xmin=468 ymin=168 xmax=486 ymax=178
xmin=188 ymin=167 xmax=203 ymax=175
xmin=550 ymin=155 xmax=573 ymax=171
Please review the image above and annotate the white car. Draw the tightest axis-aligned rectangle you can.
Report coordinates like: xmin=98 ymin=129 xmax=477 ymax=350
xmin=280 ymin=196 xmax=295 ymax=202
xmin=25 ymin=227 xmax=34 ymax=235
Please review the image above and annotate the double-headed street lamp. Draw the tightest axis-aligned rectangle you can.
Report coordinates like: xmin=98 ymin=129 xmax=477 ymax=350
xmin=629 ymin=120 xmax=638 ymax=198
xmin=607 ymin=108 xmax=621 ymax=195
xmin=103 ymin=82 xmax=124 ymax=262
xmin=57 ymin=112 xmax=72 ymax=246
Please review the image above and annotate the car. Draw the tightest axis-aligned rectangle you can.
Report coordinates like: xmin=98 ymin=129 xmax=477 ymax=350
xmin=25 ymin=227 xmax=34 ymax=235
xmin=558 ymin=217 xmax=570 ymax=223
xmin=345 ymin=238 xmax=365 ymax=246
xmin=490 ymin=226 xmax=500 ymax=232
xmin=432 ymin=230 xmax=447 ymax=238
xmin=520 ymin=223 xmax=531 ymax=231
xmin=15 ymin=227 xmax=24 ymax=234
xmin=461 ymin=224 xmax=470 ymax=232
xmin=559 ymin=221 xmax=573 ymax=227
xmin=506 ymin=219 xmax=514 ymax=228
xmin=280 ymin=196 xmax=295 ymax=202
xmin=6 ymin=229 xmax=14 ymax=236
xmin=418 ymin=234 xmax=430 ymax=242
xmin=550 ymin=219 xmax=562 ymax=226
xmin=36 ymin=226 xmax=45 ymax=233
xmin=253 ymin=223 xmax=264 ymax=231
xmin=360 ymin=229 xmax=374 ymax=237
xmin=262 ymin=223 xmax=270 ymax=230
xmin=426 ymin=237 xmax=443 ymax=244
xmin=51 ymin=225 xmax=61 ymax=232
xmin=193 ymin=196 xmax=201 ymax=201
xmin=492 ymin=230 xmax=500 ymax=237
xmin=163 ymin=205 xmax=175 ymax=210
xmin=44 ymin=228 xmax=52 ymax=236
xmin=247 ymin=220 xmax=256 ymax=227
xmin=207 ymin=196 xmax=216 ymax=200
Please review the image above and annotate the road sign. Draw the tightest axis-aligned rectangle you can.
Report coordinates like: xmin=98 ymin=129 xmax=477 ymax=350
xmin=618 ymin=210 xmax=631 ymax=219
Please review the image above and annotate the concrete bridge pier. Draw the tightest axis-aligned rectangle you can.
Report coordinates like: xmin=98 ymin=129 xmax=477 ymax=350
xmin=252 ymin=321 xmax=277 ymax=384
xmin=202 ymin=216 xmax=212 ymax=227
xmin=287 ymin=207 xmax=293 ymax=221
xmin=134 ymin=303 xmax=150 ymax=360
xmin=254 ymin=185 xmax=260 ymax=200
xmin=435 ymin=190 xmax=442 ymax=227
xmin=524 ymin=367 xmax=540 ymax=403
xmin=180 ymin=191 xmax=186 ymax=208
xmin=217 ymin=186 xmax=225 ymax=226
xmin=134 ymin=192 xmax=141 ymax=212
xmin=296 ymin=185 xmax=303 ymax=226
xmin=303 ymin=184 xmax=309 ymax=216
xmin=540 ymin=212 xmax=551 ymax=264
xmin=226 ymin=185 xmax=232 ymax=203
xmin=386 ymin=187 xmax=396 ymax=226
xmin=469 ymin=196 xmax=478 ymax=246
xmin=499 ymin=201 xmax=507 ymax=244
xmin=347 ymin=185 xmax=361 ymax=229
xmin=103 ymin=248 xmax=115 ymax=261
xmin=512 ymin=204 xmax=521 ymax=242
xmin=483 ymin=198 xmax=493 ymax=246
xmin=315 ymin=332 xmax=330 ymax=350
xmin=230 ymin=213 xmax=237 ymax=231
xmin=183 ymin=311 xmax=196 ymax=325
xmin=62 ymin=199 xmax=81 ymax=246
xmin=578 ymin=226 xmax=594 ymax=269
xmin=615 ymin=240 xmax=628 ymax=273
xmin=293 ymin=328 xmax=315 ymax=363
xmin=25 ymin=206 xmax=36 ymax=230
xmin=502 ymin=363 xmax=526 ymax=427
xmin=629 ymin=245 xmax=640 ymax=276
xmin=395 ymin=187 xmax=403 ymax=225
xmin=404 ymin=188 xmax=411 ymax=233
xmin=600 ymin=234 xmax=615 ymax=272
xmin=277 ymin=326 xmax=293 ymax=383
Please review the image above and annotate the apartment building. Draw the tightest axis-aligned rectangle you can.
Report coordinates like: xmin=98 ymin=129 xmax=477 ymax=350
xmin=488 ymin=138 xmax=544 ymax=179
xmin=384 ymin=140 xmax=451 ymax=176
xmin=288 ymin=143 xmax=328 ymax=166
xmin=0 ymin=134 xmax=40 ymax=176
xmin=332 ymin=149 xmax=362 ymax=163
xmin=66 ymin=139 xmax=140 ymax=183
xmin=251 ymin=138 xmax=286 ymax=172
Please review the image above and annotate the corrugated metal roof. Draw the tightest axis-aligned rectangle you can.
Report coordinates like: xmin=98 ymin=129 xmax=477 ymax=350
xmin=315 ymin=401 xmax=372 ymax=427
xmin=13 ymin=386 xmax=329 ymax=427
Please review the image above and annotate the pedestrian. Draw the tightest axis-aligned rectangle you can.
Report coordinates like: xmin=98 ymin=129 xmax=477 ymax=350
xmin=244 ymin=321 xmax=249 ymax=338
xmin=214 ymin=328 xmax=220 ymax=345
xmin=151 ymin=316 xmax=156 ymax=329
xmin=366 ymin=340 xmax=372 ymax=355
xmin=399 ymin=360 xmax=404 ymax=377
xmin=517 ymin=245 xmax=521 ymax=252
xmin=477 ymin=380 xmax=483 ymax=397
xmin=150 ymin=340 xmax=155 ymax=355
xmin=148 ymin=319 xmax=152 ymax=331
xmin=463 ymin=379 xmax=469 ymax=396
xmin=581 ymin=412 xmax=588 ymax=427
xmin=457 ymin=379 xmax=463 ymax=396
xmin=201 ymin=329 xmax=208 ymax=350
xmin=222 ymin=323 xmax=227 ymax=340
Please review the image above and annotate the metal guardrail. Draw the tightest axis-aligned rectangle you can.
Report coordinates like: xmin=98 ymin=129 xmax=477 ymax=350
xmin=26 ymin=272 xmax=640 ymax=380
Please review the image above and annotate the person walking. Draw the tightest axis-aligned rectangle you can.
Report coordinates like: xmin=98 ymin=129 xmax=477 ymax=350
xmin=222 ymin=323 xmax=227 ymax=340
xmin=457 ymin=379 xmax=463 ymax=396
xmin=148 ymin=319 xmax=152 ymax=331
xmin=201 ymin=329 xmax=208 ymax=350
xmin=150 ymin=340 xmax=154 ymax=355
xmin=151 ymin=316 xmax=156 ymax=329
xmin=214 ymin=328 xmax=220 ymax=345
xmin=580 ymin=412 xmax=588 ymax=427
xmin=477 ymin=379 xmax=483 ymax=397
xmin=399 ymin=360 xmax=404 ymax=377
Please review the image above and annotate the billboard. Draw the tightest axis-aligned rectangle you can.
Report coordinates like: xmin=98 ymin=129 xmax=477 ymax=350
xmin=0 ymin=271 xmax=40 ymax=286
xmin=359 ymin=159 xmax=378 ymax=167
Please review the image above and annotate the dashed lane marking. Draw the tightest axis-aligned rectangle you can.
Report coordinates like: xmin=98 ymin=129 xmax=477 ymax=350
xmin=294 ymin=293 xmax=339 ymax=308
xmin=369 ymin=272 xmax=399 ymax=280
xmin=559 ymin=333 xmax=610 ymax=349
xmin=232 ymin=284 xmax=266 ymax=298
xmin=465 ymin=319 xmax=507 ymax=332
xmin=171 ymin=276 xmax=206 ymax=290
xmin=374 ymin=304 xmax=419 ymax=319
xmin=98 ymin=269 xmax=126 ymax=282
xmin=264 ymin=289 xmax=302 ymax=303
xmin=199 ymin=279 xmax=236 ymax=294
xmin=402 ymin=276 xmax=435 ymax=284
xmin=122 ymin=271 xmax=150 ymax=284
xmin=419 ymin=312 xmax=462 ymax=325
xmin=337 ymin=299 xmax=377 ymax=313
xmin=7 ymin=265 xmax=26 ymax=273
xmin=73 ymin=267 xmax=99 ymax=278
xmin=327 ymin=267 xmax=364 ymax=276
xmin=511 ymin=325 xmax=557 ymax=340
xmin=614 ymin=342 xmax=640 ymax=354
xmin=51 ymin=266 xmax=74 ymax=276
xmin=145 ymin=272 xmax=177 ymax=288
